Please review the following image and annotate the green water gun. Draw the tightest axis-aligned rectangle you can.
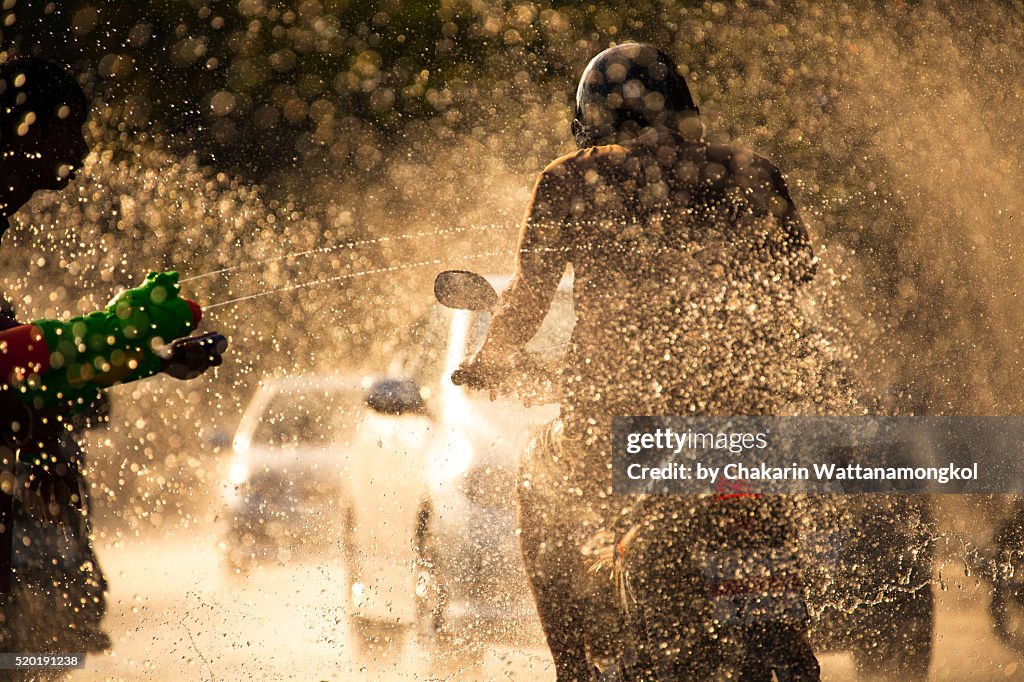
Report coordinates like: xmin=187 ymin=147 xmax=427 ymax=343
xmin=2 ymin=271 xmax=209 ymax=413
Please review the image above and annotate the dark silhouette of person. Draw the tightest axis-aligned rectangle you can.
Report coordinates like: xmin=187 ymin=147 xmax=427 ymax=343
xmin=455 ymin=44 xmax=819 ymax=680
xmin=0 ymin=56 xmax=223 ymax=656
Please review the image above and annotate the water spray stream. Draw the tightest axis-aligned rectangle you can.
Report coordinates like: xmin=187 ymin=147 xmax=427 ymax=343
xmin=203 ymin=250 xmax=505 ymax=311
xmin=180 ymin=225 xmax=497 ymax=284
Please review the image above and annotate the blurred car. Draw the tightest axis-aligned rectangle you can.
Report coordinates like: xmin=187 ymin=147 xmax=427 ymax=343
xmin=222 ymin=375 xmax=432 ymax=638
xmin=222 ymin=275 xmax=574 ymax=653
xmin=386 ymin=274 xmax=573 ymax=649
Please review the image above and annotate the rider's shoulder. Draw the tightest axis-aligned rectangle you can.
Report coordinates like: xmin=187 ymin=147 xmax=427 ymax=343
xmin=541 ymin=144 xmax=631 ymax=177
xmin=704 ymin=142 xmax=780 ymax=172
xmin=701 ymin=142 xmax=787 ymax=190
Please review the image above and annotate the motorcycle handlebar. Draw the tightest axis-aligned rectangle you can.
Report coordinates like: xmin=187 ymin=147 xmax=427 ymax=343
xmin=452 ymin=352 xmax=560 ymax=406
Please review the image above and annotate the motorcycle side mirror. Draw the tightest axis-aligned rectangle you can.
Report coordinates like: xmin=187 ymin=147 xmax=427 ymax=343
xmin=434 ymin=270 xmax=498 ymax=311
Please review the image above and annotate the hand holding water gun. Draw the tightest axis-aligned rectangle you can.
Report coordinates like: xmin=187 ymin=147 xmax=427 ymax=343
xmin=0 ymin=271 xmax=227 ymax=416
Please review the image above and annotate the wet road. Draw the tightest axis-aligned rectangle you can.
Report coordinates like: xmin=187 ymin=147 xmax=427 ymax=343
xmin=69 ymin=525 xmax=1023 ymax=681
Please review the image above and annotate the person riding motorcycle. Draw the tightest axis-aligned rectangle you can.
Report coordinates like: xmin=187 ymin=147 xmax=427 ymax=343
xmin=455 ymin=43 xmax=820 ymax=680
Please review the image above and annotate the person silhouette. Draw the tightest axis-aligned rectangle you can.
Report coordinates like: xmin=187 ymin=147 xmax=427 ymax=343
xmin=0 ymin=56 xmax=225 ymax=655
xmin=455 ymin=43 xmax=819 ymax=680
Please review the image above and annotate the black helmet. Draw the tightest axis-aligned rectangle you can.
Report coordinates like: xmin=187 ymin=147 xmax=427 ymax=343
xmin=571 ymin=43 xmax=700 ymax=149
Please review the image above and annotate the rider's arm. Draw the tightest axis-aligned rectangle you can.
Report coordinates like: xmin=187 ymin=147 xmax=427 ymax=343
xmin=474 ymin=162 xmax=571 ymax=364
xmin=0 ymin=271 xmax=203 ymax=412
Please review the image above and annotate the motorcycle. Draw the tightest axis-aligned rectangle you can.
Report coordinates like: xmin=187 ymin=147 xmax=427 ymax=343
xmin=434 ymin=269 xmax=821 ymax=681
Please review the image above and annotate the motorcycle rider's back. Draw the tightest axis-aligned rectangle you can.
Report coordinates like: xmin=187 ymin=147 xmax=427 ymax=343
xmin=486 ymin=135 xmax=814 ymax=473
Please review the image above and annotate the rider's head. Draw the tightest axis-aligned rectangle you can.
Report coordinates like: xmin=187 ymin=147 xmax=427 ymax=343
xmin=0 ymin=56 xmax=89 ymax=234
xmin=572 ymin=43 xmax=702 ymax=149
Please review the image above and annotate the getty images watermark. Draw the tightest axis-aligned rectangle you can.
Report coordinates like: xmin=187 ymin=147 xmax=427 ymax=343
xmin=611 ymin=417 xmax=1016 ymax=494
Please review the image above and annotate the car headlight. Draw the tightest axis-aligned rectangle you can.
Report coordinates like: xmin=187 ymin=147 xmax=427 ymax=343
xmin=228 ymin=460 xmax=250 ymax=486
xmin=430 ymin=433 xmax=474 ymax=485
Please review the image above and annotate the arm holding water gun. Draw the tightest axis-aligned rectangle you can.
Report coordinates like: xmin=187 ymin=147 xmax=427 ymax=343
xmin=0 ymin=271 xmax=227 ymax=427
xmin=0 ymin=57 xmax=231 ymax=594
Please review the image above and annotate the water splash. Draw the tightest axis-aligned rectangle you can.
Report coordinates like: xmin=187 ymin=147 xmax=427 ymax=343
xmin=179 ymin=225 xmax=494 ymax=284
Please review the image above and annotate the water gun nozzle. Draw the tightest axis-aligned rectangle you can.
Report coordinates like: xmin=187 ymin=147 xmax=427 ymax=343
xmin=185 ymin=299 xmax=203 ymax=326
